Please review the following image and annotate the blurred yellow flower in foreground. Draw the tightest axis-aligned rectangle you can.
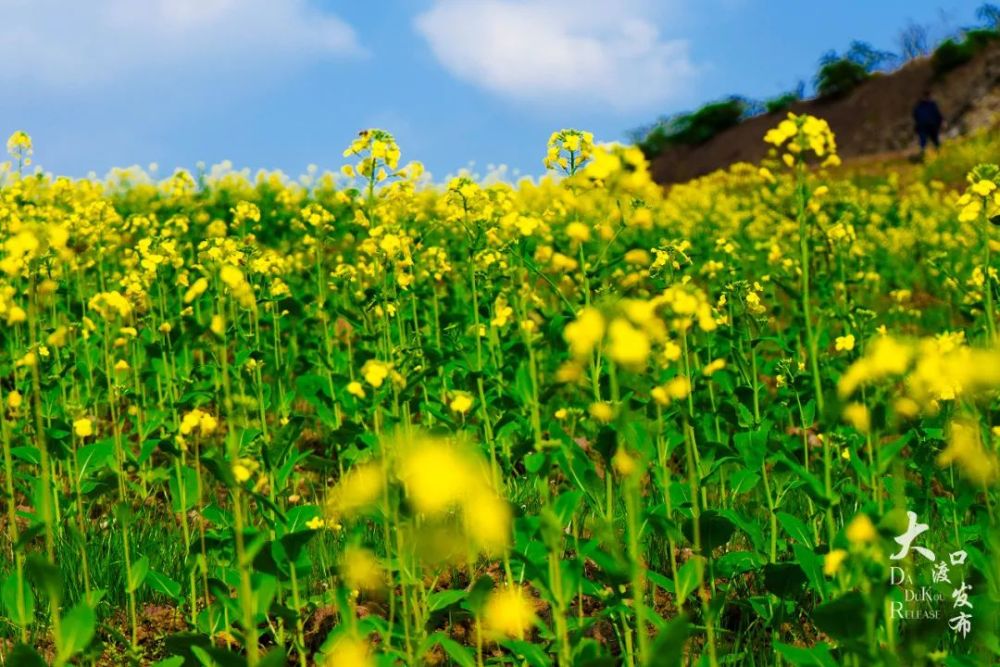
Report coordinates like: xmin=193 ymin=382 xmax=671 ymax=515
xmin=846 ymin=514 xmax=877 ymax=545
xmin=939 ymin=418 xmax=999 ymax=486
xmin=824 ymin=549 xmax=848 ymax=576
xmin=483 ymin=586 xmax=536 ymax=639
xmin=324 ymin=634 xmax=373 ymax=667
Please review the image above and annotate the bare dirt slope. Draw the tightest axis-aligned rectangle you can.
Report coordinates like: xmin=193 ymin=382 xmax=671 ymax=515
xmin=650 ymin=43 xmax=1000 ymax=185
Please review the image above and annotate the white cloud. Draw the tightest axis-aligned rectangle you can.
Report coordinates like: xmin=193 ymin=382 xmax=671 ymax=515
xmin=0 ymin=0 xmax=362 ymax=89
xmin=414 ymin=0 xmax=698 ymax=112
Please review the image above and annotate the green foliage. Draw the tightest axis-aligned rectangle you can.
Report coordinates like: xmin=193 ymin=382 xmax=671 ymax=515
xmin=932 ymin=28 xmax=1000 ymax=76
xmin=932 ymin=39 xmax=976 ymax=75
xmin=921 ymin=125 xmax=1000 ymax=185
xmin=812 ymin=41 xmax=896 ymax=99
xmin=637 ymin=97 xmax=748 ymax=158
xmin=814 ymin=58 xmax=870 ymax=98
xmin=843 ymin=40 xmax=898 ymax=71
xmin=764 ymin=92 xmax=800 ymax=114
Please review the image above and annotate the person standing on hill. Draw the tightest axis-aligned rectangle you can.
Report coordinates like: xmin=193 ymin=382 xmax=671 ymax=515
xmin=913 ymin=90 xmax=943 ymax=156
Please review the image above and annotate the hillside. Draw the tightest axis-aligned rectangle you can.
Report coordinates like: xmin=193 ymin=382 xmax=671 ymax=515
xmin=651 ymin=42 xmax=1000 ymax=184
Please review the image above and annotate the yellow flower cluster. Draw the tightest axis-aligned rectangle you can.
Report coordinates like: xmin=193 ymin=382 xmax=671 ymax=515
xmin=939 ymin=418 xmax=999 ymax=486
xmin=544 ymin=129 xmax=595 ymax=173
xmin=6 ymin=130 xmax=32 ymax=167
xmin=838 ymin=334 xmax=1000 ymax=412
xmin=179 ymin=408 xmax=219 ymax=438
xmin=88 ymin=291 xmax=133 ymax=320
xmin=325 ymin=434 xmax=512 ymax=557
xmin=342 ymin=128 xmax=403 ymax=184
xmin=219 ymin=264 xmax=256 ymax=309
xmin=957 ymin=164 xmax=1000 ymax=223
xmin=764 ymin=113 xmax=840 ymax=168
xmin=482 ymin=586 xmax=537 ymax=639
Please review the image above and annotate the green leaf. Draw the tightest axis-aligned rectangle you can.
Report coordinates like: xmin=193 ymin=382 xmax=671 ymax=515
xmin=777 ymin=511 xmax=815 ymax=549
xmin=734 ymin=401 xmax=755 ymax=428
xmin=169 ymin=465 xmax=200 ymax=513
xmin=646 ymin=614 xmax=691 ymax=667
xmin=748 ymin=595 xmax=773 ymax=623
xmin=728 ymin=468 xmax=760 ymax=494
xmin=10 ymin=446 xmax=41 ymax=465
xmin=801 ymin=399 xmax=816 ymax=426
xmin=77 ymin=441 xmax=115 ymax=480
xmin=252 ymin=574 xmax=278 ymax=621
xmin=720 ymin=509 xmax=766 ymax=553
xmin=7 ymin=644 xmax=47 ymax=667
xmin=792 ymin=544 xmax=827 ymax=598
xmin=25 ymin=555 xmax=61 ymax=604
xmin=432 ymin=633 xmax=476 ymax=667
xmin=151 ymin=658 xmax=186 ymax=667
xmin=732 ymin=421 xmax=771 ymax=469
xmin=763 ymin=562 xmax=807 ymax=599
xmin=524 ymin=452 xmax=547 ymax=474
xmin=200 ymin=455 xmax=236 ymax=488
xmin=774 ymin=641 xmax=838 ymax=666
xmin=201 ymin=504 xmax=233 ymax=528
xmin=878 ymin=433 xmax=910 ymax=473
xmin=191 ymin=644 xmax=248 ymax=667
xmin=500 ymin=639 xmax=549 ymax=667
xmin=279 ymin=529 xmax=318 ymax=563
xmin=774 ymin=453 xmax=830 ymax=506
xmin=2 ymin=574 xmax=35 ymax=626
xmin=813 ymin=592 xmax=867 ymax=641
xmin=714 ymin=550 xmax=766 ymax=579
xmin=284 ymin=505 xmax=321 ymax=534
xmin=258 ymin=648 xmax=287 ymax=667
xmin=57 ymin=601 xmax=96 ymax=663
xmin=466 ymin=574 xmax=494 ymax=614
xmin=163 ymin=632 xmax=214 ymax=663
xmin=682 ymin=511 xmax=736 ymax=551
xmin=147 ymin=570 xmax=182 ymax=600
xmin=552 ymin=490 xmax=583 ymax=526
xmin=673 ymin=557 xmax=703 ymax=605
xmin=128 ymin=556 xmax=150 ymax=593
xmin=427 ymin=588 xmax=467 ymax=612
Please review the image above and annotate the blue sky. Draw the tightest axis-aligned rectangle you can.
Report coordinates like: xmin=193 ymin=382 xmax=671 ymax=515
xmin=0 ymin=0 xmax=983 ymax=181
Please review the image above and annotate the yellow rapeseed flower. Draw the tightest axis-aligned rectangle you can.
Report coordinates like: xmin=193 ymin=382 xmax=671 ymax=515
xmin=845 ymin=514 xmax=877 ymax=545
xmin=327 ymin=462 xmax=385 ymax=518
xmin=483 ymin=587 xmax=536 ymax=639
xmin=939 ymin=418 xmax=999 ymax=486
xmin=823 ymin=549 xmax=848 ymax=576
xmin=564 ymin=308 xmax=605 ymax=358
xmin=341 ymin=546 xmax=383 ymax=591
xmin=842 ymin=403 xmax=870 ymax=433
xmin=323 ymin=634 xmax=374 ymax=667
xmin=183 ymin=277 xmax=209 ymax=303
xmin=606 ymin=318 xmax=650 ymax=369
xmin=73 ymin=418 xmax=94 ymax=438
xmin=7 ymin=390 xmax=23 ymax=410
xmin=232 ymin=463 xmax=252 ymax=483
xmin=588 ymin=402 xmax=614 ymax=423
xmin=835 ymin=334 xmax=855 ymax=352
xmin=361 ymin=360 xmax=391 ymax=388
xmin=396 ymin=438 xmax=481 ymax=515
xmin=463 ymin=490 xmax=512 ymax=554
xmin=449 ymin=392 xmax=474 ymax=414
